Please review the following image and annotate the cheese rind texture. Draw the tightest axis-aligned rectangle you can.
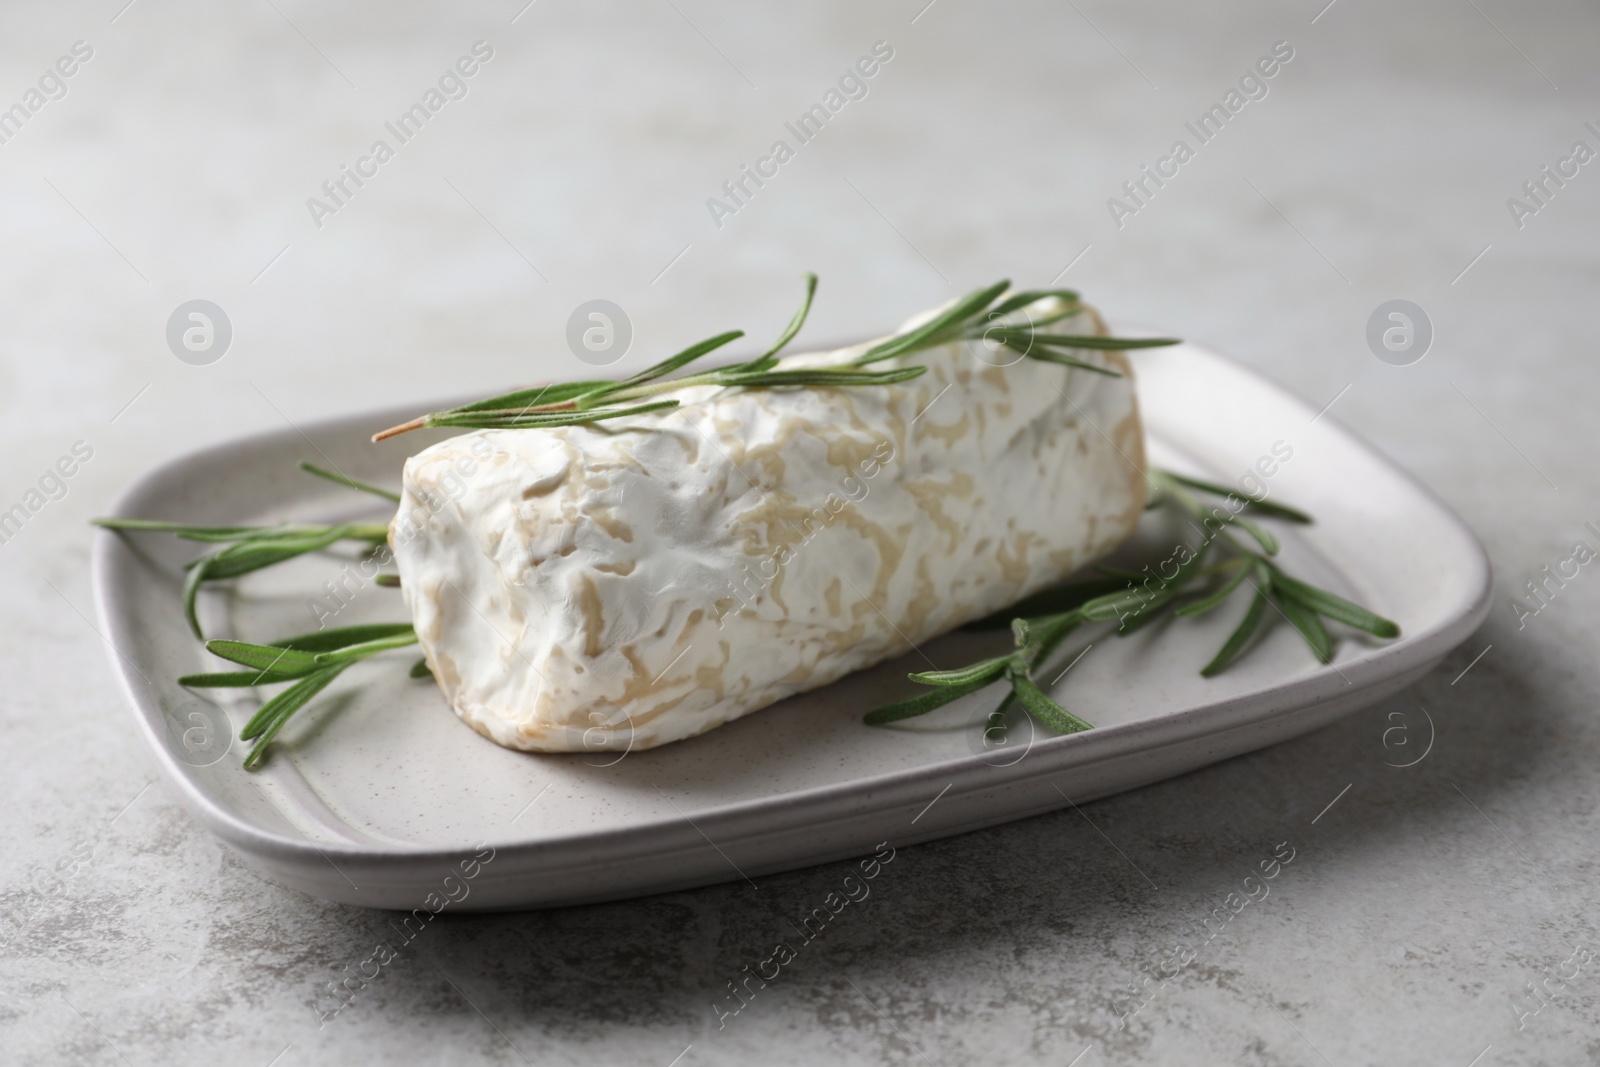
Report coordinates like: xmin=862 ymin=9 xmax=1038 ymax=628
xmin=391 ymin=304 xmax=1145 ymax=752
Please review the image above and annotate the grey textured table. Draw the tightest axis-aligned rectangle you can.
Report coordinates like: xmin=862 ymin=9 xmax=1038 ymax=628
xmin=4 ymin=1 xmax=1597 ymax=1064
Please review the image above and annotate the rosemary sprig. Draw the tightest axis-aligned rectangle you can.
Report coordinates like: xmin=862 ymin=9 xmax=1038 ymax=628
xmin=867 ymin=469 xmax=1400 ymax=737
xmin=372 ymin=276 xmax=1179 ymax=441
xmin=97 ymin=467 xmax=420 ymax=769
xmin=374 ymin=274 xmax=878 ymax=440
xmin=863 ymin=615 xmax=1092 ymax=735
xmin=851 ymin=282 xmax=1179 ymax=375
xmin=180 ymin=622 xmax=420 ymax=768
xmin=94 ymin=470 xmax=393 ymax=638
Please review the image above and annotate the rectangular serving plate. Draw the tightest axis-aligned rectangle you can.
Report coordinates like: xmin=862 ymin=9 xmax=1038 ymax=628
xmin=93 ymin=338 xmax=1491 ymax=910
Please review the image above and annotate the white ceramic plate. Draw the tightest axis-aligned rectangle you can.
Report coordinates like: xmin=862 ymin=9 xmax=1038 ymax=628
xmin=93 ymin=338 xmax=1491 ymax=910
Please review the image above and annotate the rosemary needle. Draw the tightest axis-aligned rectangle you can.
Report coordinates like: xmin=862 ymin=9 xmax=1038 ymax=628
xmin=298 ymin=461 xmax=401 ymax=503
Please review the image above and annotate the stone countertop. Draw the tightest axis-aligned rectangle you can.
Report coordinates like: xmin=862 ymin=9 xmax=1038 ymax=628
xmin=3 ymin=0 xmax=1597 ymax=1063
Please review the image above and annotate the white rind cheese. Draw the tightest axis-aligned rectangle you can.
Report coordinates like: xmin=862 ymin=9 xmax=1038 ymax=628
xmin=390 ymin=302 xmax=1145 ymax=752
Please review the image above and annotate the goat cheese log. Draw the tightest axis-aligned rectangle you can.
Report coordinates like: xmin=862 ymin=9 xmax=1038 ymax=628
xmin=390 ymin=300 xmax=1146 ymax=752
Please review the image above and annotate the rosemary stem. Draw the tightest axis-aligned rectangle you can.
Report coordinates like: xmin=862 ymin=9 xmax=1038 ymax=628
xmin=586 ymin=369 xmax=728 ymax=406
xmin=372 ymin=417 xmax=427 ymax=443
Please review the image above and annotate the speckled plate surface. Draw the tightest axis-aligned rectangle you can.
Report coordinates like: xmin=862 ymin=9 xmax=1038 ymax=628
xmin=92 ymin=338 xmax=1491 ymax=911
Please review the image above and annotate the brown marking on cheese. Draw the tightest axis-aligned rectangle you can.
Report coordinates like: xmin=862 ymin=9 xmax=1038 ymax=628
xmin=996 ymin=530 xmax=1038 ymax=588
xmin=900 ymin=556 xmax=940 ymax=641
xmin=916 ymin=408 xmax=971 ymax=448
xmin=595 ymin=605 xmax=718 ymax=723
xmin=766 ymin=550 xmax=792 ymax=613
xmin=881 ymin=398 xmax=909 ymax=472
xmin=824 ymin=619 xmax=868 ymax=654
xmin=697 ymin=641 xmax=732 ymax=702
xmin=740 ymin=435 xmax=790 ymax=487
xmin=902 ymin=471 xmax=976 ymax=550
xmin=779 ymin=663 xmax=815 ymax=685
xmin=710 ymin=407 xmax=813 ymax=480
xmin=1106 ymin=357 xmax=1148 ymax=544
xmin=826 ymin=511 xmax=910 ymax=610
xmin=504 ymin=588 xmax=526 ymax=631
xmin=824 ymin=577 xmax=841 ymax=617
xmin=573 ymin=572 xmax=606 ymax=658
xmin=611 ymin=646 xmax=673 ymax=713
xmin=824 ymin=431 xmax=886 ymax=479
xmin=978 ymin=365 xmax=1010 ymax=394
xmin=727 ymin=413 xmax=830 ymax=491
xmin=586 ymin=506 xmax=634 ymax=544
xmin=620 ymin=643 xmax=648 ymax=684
xmin=1084 ymin=304 xmax=1111 ymax=337
xmin=670 ymin=430 xmax=699 ymax=461
xmin=618 ymin=686 xmax=699 ymax=729
xmin=906 ymin=381 xmax=933 ymax=423
xmin=594 ymin=559 xmax=636 ymax=575
xmin=429 ymin=649 xmax=463 ymax=700
xmin=1047 ymin=547 xmax=1079 ymax=574
xmin=730 ymin=491 xmax=817 ymax=556
xmin=728 ymin=403 xmax=891 ymax=589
